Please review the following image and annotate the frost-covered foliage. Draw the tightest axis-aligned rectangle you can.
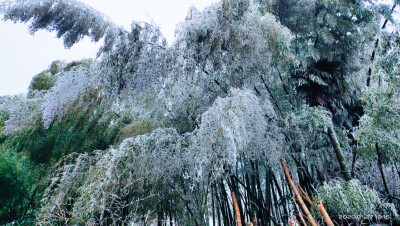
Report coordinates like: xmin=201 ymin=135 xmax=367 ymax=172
xmin=37 ymin=152 xmax=94 ymax=224
xmin=192 ymin=88 xmax=282 ymax=179
xmin=41 ymin=64 xmax=98 ymax=127
xmin=173 ymin=0 xmax=292 ymax=78
xmin=282 ymin=105 xmax=351 ymax=179
xmin=162 ymin=0 xmax=293 ymax=126
xmin=285 ymin=106 xmax=331 ymax=145
xmin=36 ymin=88 xmax=285 ymax=224
xmin=0 ymin=60 xmax=120 ymax=166
xmin=0 ymin=94 xmax=42 ymax=135
xmin=354 ymin=33 xmax=400 ymax=162
xmin=314 ymin=179 xmax=398 ymax=220
xmin=351 ymin=32 xmax=400 ymax=201
xmin=1 ymin=0 xmax=120 ymax=49
xmin=100 ymin=22 xmax=168 ymax=95
xmin=0 ymin=59 xmax=100 ymax=132
xmin=36 ymin=88 xmax=284 ymax=223
xmin=37 ymin=128 xmax=191 ymax=225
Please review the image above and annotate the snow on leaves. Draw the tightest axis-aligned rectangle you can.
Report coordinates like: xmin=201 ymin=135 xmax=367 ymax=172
xmin=2 ymin=0 xmax=120 ymax=49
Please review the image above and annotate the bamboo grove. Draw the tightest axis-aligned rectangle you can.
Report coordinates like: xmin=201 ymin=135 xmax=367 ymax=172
xmin=0 ymin=0 xmax=400 ymax=225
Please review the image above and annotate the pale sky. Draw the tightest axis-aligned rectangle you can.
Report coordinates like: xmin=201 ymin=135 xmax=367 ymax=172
xmin=0 ymin=0 xmax=218 ymax=96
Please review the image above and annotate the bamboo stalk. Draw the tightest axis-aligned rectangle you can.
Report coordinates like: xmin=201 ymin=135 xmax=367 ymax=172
xmin=367 ymin=3 xmax=397 ymax=86
xmin=317 ymin=201 xmax=334 ymax=226
xmin=327 ymin=122 xmax=351 ymax=181
xmin=297 ymin=182 xmax=313 ymax=205
xmin=220 ymin=182 xmax=234 ymax=225
xmin=376 ymin=143 xmax=392 ymax=202
xmin=232 ymin=192 xmax=242 ymax=226
xmin=288 ymin=217 xmax=296 ymax=226
xmin=280 ymin=158 xmax=317 ymax=226
xmin=212 ymin=185 xmax=215 ymax=226
xmin=292 ymin=197 xmax=307 ymax=226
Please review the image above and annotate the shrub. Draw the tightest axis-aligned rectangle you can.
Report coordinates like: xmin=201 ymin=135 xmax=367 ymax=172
xmin=28 ymin=71 xmax=56 ymax=94
xmin=64 ymin=59 xmax=92 ymax=72
xmin=313 ymin=179 xmax=398 ymax=223
xmin=49 ymin=61 xmax=62 ymax=75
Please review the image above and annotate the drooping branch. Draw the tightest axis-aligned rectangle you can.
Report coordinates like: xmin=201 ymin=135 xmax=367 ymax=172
xmin=1 ymin=0 xmax=121 ymax=51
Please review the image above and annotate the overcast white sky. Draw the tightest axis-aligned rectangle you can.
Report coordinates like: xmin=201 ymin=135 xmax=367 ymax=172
xmin=0 ymin=0 xmax=218 ymax=96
